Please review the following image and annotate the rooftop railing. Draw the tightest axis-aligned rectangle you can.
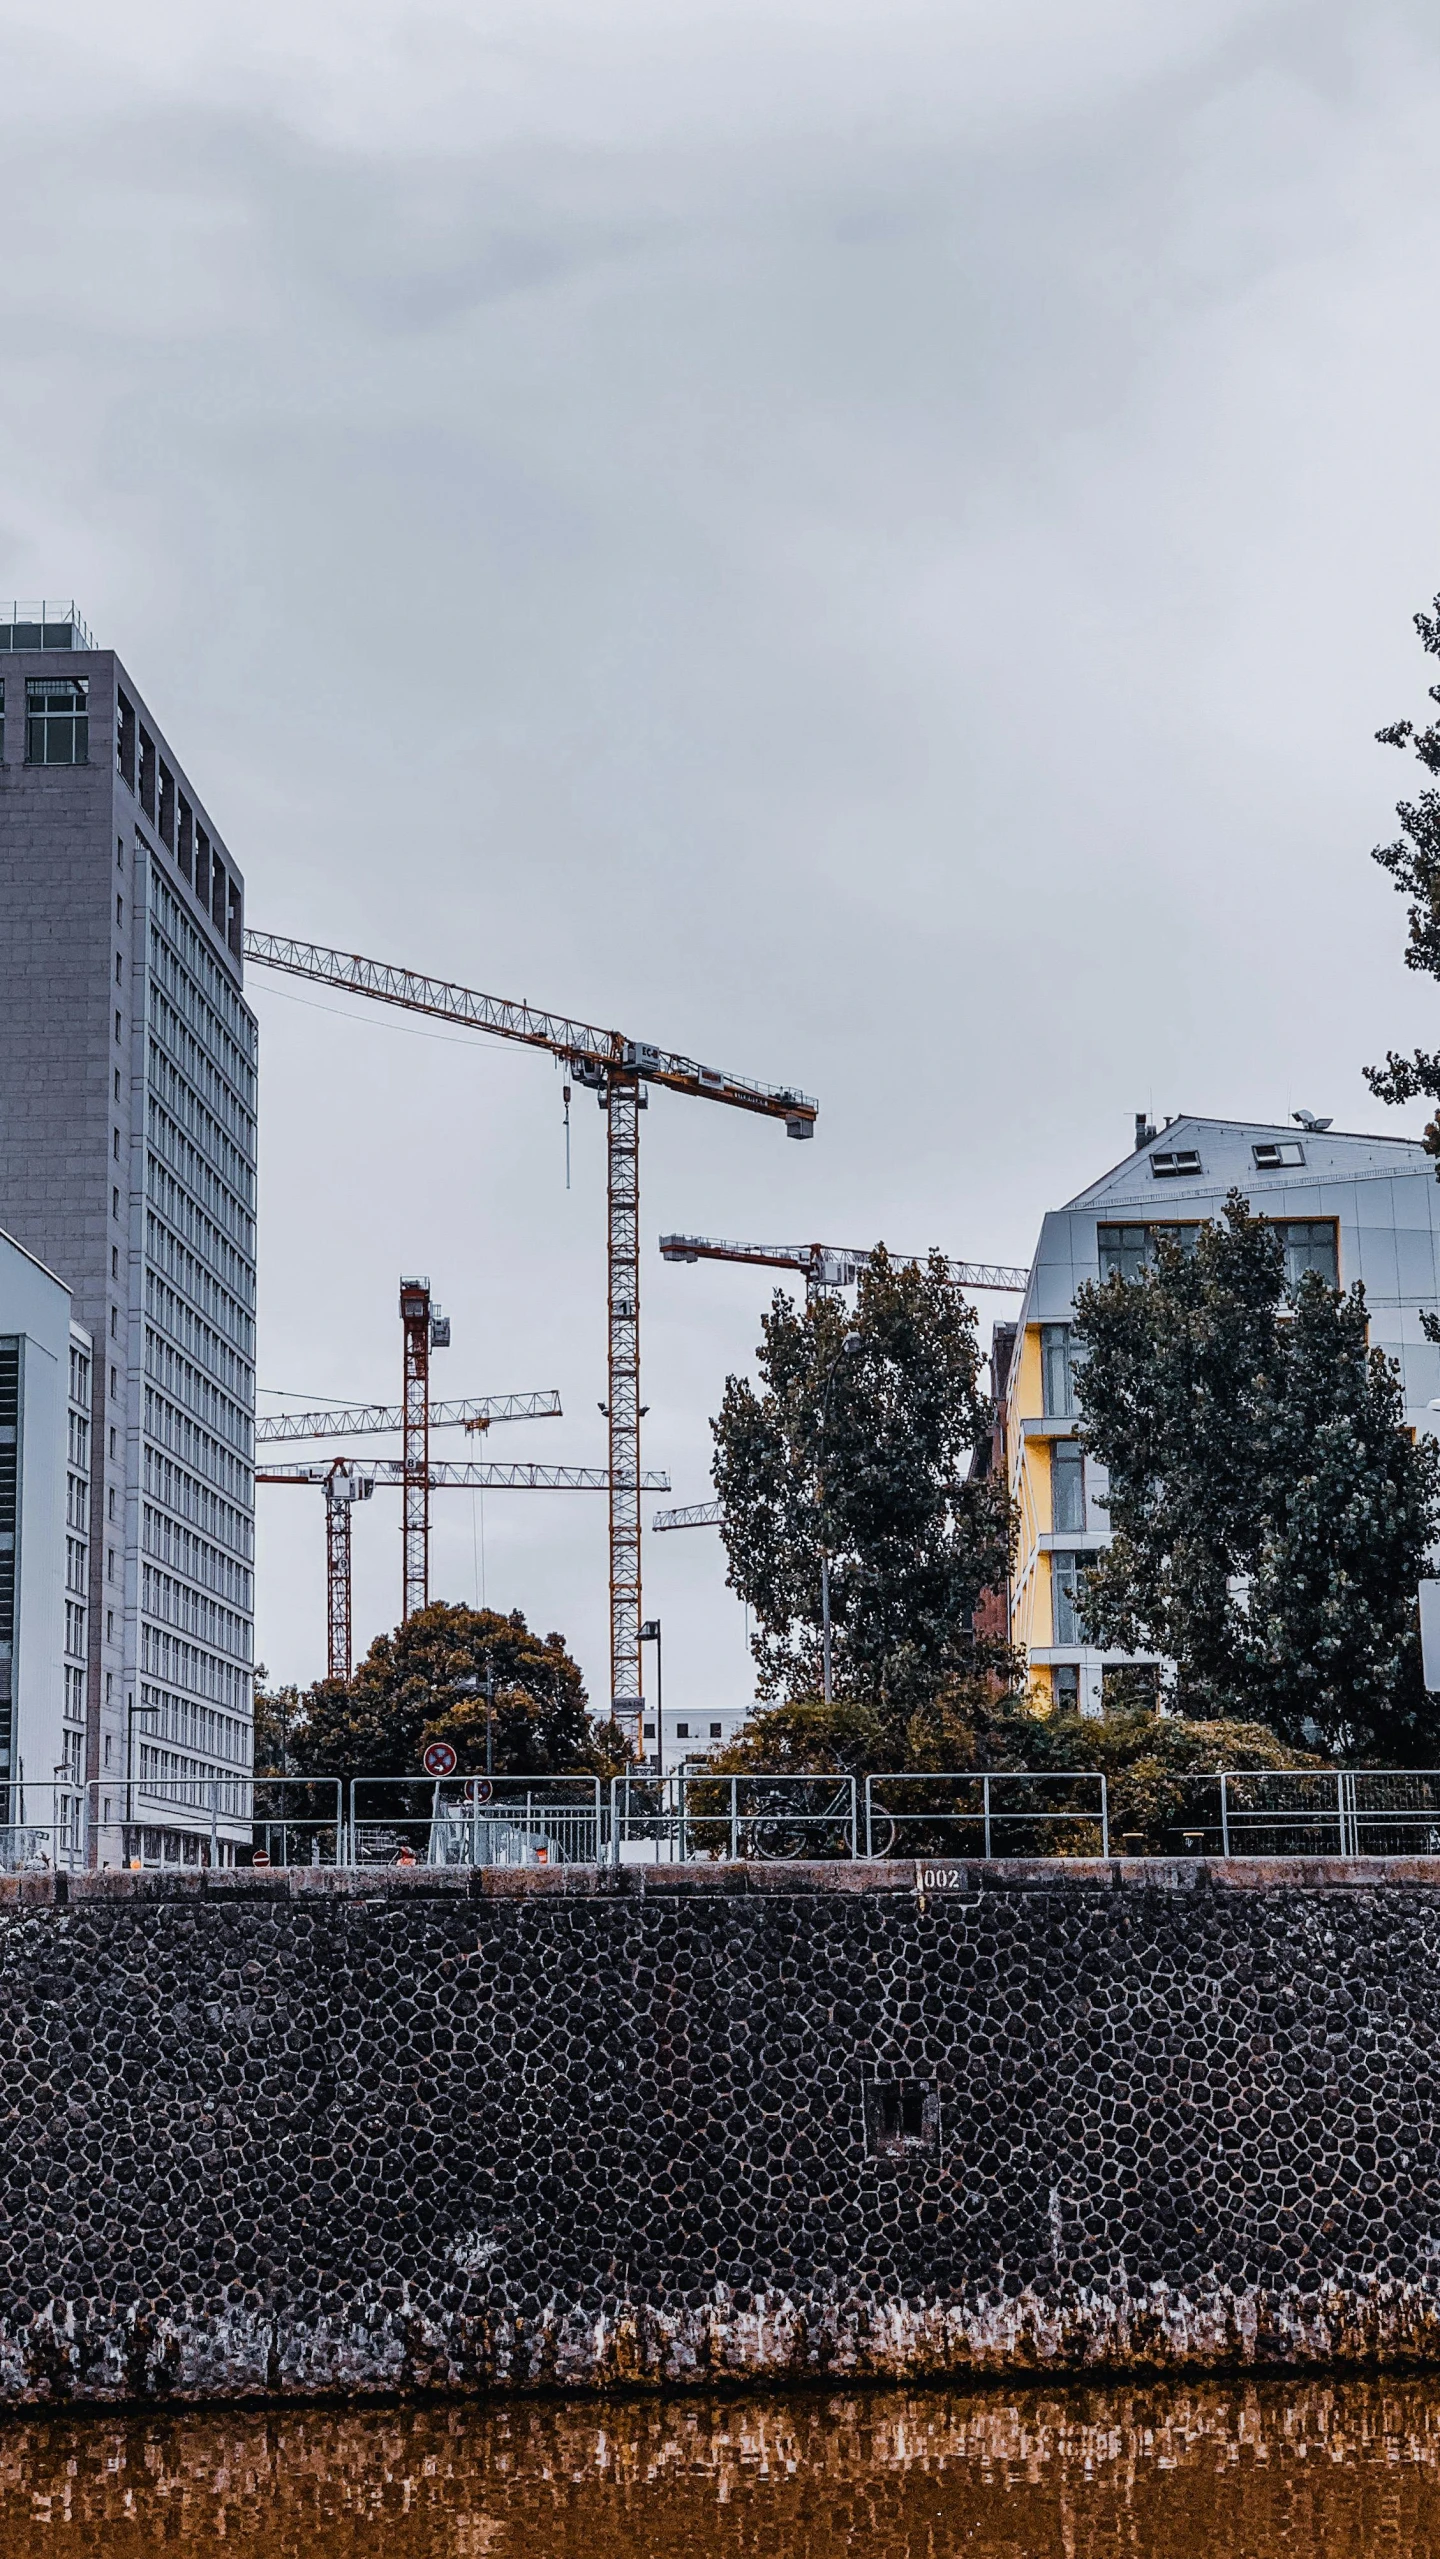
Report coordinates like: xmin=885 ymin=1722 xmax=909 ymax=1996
xmin=0 ymin=601 xmax=94 ymax=651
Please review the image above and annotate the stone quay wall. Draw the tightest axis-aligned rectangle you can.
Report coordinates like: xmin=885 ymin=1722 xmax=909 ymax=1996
xmin=2 ymin=1857 xmax=1440 ymax=2401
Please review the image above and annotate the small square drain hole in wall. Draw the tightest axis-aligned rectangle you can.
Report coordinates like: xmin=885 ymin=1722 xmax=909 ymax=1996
xmin=864 ymin=2078 xmax=940 ymax=2156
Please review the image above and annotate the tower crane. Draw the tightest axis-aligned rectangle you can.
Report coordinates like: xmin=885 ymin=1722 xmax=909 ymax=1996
xmin=243 ymin=931 xmax=817 ymax=1749
xmin=659 ymin=1235 xmax=1028 ymax=1299
xmin=258 ymin=1456 xmax=672 ymax=1682
xmin=649 ymin=1244 xmax=1025 ymax=1534
xmin=255 ymin=1390 xmax=562 ymax=1446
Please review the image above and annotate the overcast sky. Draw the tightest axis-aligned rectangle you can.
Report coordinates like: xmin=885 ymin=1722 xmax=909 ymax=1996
xmin=5 ymin=0 xmax=1440 ymax=1712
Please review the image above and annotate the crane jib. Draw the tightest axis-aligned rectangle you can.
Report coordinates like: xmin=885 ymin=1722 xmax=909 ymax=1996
xmin=242 ymin=933 xmax=817 ymax=1126
xmin=242 ymin=923 xmax=815 ymax=1744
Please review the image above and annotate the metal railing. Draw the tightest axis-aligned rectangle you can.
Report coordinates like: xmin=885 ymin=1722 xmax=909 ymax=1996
xmin=1215 ymin=1768 xmax=1440 ymax=1858
xmin=248 ymin=1777 xmax=345 ymax=1867
xmin=348 ymin=1775 xmax=603 ymax=1869
xmin=10 ymin=1763 xmax=1440 ymax=1878
xmin=610 ymin=1771 xmax=857 ymax=1863
xmin=0 ymin=1782 xmax=89 ymax=1873
xmin=864 ymin=1771 xmax=1110 ymax=1861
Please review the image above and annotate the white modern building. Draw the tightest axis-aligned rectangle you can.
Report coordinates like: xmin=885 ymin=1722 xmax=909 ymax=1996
xmin=0 ymin=1225 xmax=92 ymax=1852
xmin=1003 ymin=1115 xmax=1440 ymax=1713
xmin=641 ymin=1703 xmax=751 ymax=1764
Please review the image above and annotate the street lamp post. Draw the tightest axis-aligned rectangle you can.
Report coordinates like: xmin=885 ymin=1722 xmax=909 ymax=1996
xmin=639 ymin=1620 xmax=663 ymax=1773
xmin=818 ymin=1333 xmax=862 ymax=1705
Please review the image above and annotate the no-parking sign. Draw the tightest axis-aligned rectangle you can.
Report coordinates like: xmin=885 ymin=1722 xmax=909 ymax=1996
xmin=422 ymin=1740 xmax=458 ymax=1777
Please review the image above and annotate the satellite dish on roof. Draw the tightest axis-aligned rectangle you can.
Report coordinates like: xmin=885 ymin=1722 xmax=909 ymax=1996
xmin=1292 ymin=1111 xmax=1333 ymax=1132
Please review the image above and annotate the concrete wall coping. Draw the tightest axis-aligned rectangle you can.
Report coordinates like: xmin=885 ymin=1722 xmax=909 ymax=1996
xmin=12 ymin=1854 xmax=1440 ymax=1909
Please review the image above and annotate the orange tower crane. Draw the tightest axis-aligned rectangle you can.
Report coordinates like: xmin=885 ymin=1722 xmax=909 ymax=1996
xmin=243 ymin=931 xmax=817 ymax=1750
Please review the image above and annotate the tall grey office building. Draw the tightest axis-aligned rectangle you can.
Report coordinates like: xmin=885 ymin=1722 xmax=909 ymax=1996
xmin=0 ymin=602 xmax=256 ymax=1864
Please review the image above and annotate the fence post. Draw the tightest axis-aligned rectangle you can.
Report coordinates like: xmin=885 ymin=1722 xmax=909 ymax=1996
xmin=1219 ymin=1774 xmax=1230 ymax=1860
xmin=1098 ymin=1775 xmax=1109 ymax=1861
xmin=1338 ymin=1769 xmax=1359 ymax=1859
xmin=730 ymin=1776 xmax=739 ymax=1865
xmin=983 ymin=1775 xmax=992 ymax=1862
xmin=863 ymin=1776 xmax=873 ymax=1861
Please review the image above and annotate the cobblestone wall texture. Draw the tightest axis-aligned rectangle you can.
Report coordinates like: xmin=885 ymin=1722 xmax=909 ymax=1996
xmin=3 ymin=1858 xmax=1440 ymax=2401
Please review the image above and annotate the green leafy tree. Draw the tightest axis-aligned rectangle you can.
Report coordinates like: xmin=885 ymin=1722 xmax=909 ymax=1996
xmin=1072 ymin=1195 xmax=1440 ymax=1756
xmin=711 ymin=1250 xmax=1014 ymax=1718
xmin=1363 ymin=591 xmax=1440 ymax=1195
xmin=251 ymin=1671 xmax=302 ymax=1778
xmin=287 ymin=1603 xmax=612 ymax=1778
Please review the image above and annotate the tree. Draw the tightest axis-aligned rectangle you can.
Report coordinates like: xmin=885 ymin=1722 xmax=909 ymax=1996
xmin=284 ymin=1604 xmax=612 ymax=1778
xmin=1363 ymin=591 xmax=1440 ymax=1189
xmin=252 ymin=1670 xmax=301 ymax=1778
xmin=1072 ymin=1195 xmax=1440 ymax=1756
xmin=711 ymin=1250 xmax=1014 ymax=1719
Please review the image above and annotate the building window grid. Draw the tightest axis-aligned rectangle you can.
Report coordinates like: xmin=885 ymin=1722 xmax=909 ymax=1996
xmin=1097 ymin=1219 xmax=1339 ymax=1290
xmin=25 ymin=676 xmax=89 ymax=766
xmin=135 ymin=882 xmax=258 ymax=1844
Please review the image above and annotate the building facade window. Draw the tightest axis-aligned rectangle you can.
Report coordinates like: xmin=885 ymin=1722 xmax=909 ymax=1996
xmin=1279 ymin=1221 xmax=1338 ymax=1288
xmin=1098 ymin=1218 xmax=1336 ymax=1291
xmin=1040 ymin=1325 xmax=1074 ymax=1417
xmin=25 ymin=676 xmax=88 ymax=765
xmin=1051 ymin=1439 xmax=1085 ymax=1533
xmin=1051 ymin=1549 xmax=1087 ymax=1647
xmin=116 ymin=691 xmax=136 ymax=786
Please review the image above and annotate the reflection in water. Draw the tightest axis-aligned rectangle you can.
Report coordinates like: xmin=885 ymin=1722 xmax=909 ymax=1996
xmin=0 ymin=2378 xmax=1438 ymax=2553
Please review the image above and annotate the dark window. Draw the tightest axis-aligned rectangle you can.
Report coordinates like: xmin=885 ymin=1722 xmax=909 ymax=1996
xmin=178 ymin=795 xmax=193 ymax=881
xmin=25 ymin=676 xmax=88 ymax=764
xmin=1040 ymin=1324 xmax=1073 ymax=1417
xmin=158 ymin=760 xmax=175 ymax=847
xmin=1098 ymin=1223 xmax=1200 ymax=1281
xmin=138 ymin=726 xmax=155 ymax=817
xmin=1052 ymin=1440 xmax=1085 ymax=1533
xmin=1098 ymin=1223 xmax=1150 ymax=1283
xmin=1150 ymin=1149 xmax=1203 ymax=1179
xmin=227 ymin=874 xmax=242 ymax=955
xmin=194 ymin=826 xmax=211 ymax=910
xmin=675 ymin=1722 xmax=690 ymax=1739
xmin=1053 ymin=1663 xmax=1081 ymax=1710
xmin=1279 ymin=1221 xmax=1338 ymax=1289
xmin=1253 ymin=1140 xmax=1305 ymax=1171
xmin=1052 ymin=1550 xmax=1086 ymax=1646
xmin=116 ymin=692 xmax=135 ymax=787
xmin=864 ymin=2079 xmax=939 ymax=2156
xmin=211 ymin=854 xmax=226 ymax=930
xmin=710 ymin=1721 xmax=722 ymax=1737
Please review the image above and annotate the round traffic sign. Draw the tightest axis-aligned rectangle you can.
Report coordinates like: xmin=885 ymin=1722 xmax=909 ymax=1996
xmin=466 ymin=1777 xmax=494 ymax=1806
xmin=422 ymin=1740 xmax=458 ymax=1777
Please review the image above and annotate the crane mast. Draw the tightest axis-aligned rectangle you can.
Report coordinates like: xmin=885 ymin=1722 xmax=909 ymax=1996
xmin=244 ymin=931 xmax=816 ymax=1754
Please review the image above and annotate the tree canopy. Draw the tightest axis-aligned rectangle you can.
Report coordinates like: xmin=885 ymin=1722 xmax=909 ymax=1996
xmin=1363 ymin=591 xmax=1440 ymax=1176
xmin=264 ymin=1604 xmax=618 ymax=1779
xmin=1072 ymin=1194 xmax=1440 ymax=1756
xmin=711 ymin=1250 xmax=1013 ymax=1716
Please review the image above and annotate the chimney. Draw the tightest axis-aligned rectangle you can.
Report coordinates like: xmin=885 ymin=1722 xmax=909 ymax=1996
xmin=1135 ymin=1112 xmax=1157 ymax=1150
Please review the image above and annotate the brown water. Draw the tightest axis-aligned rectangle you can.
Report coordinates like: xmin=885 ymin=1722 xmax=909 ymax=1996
xmin=0 ymin=2379 xmax=1437 ymax=2554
